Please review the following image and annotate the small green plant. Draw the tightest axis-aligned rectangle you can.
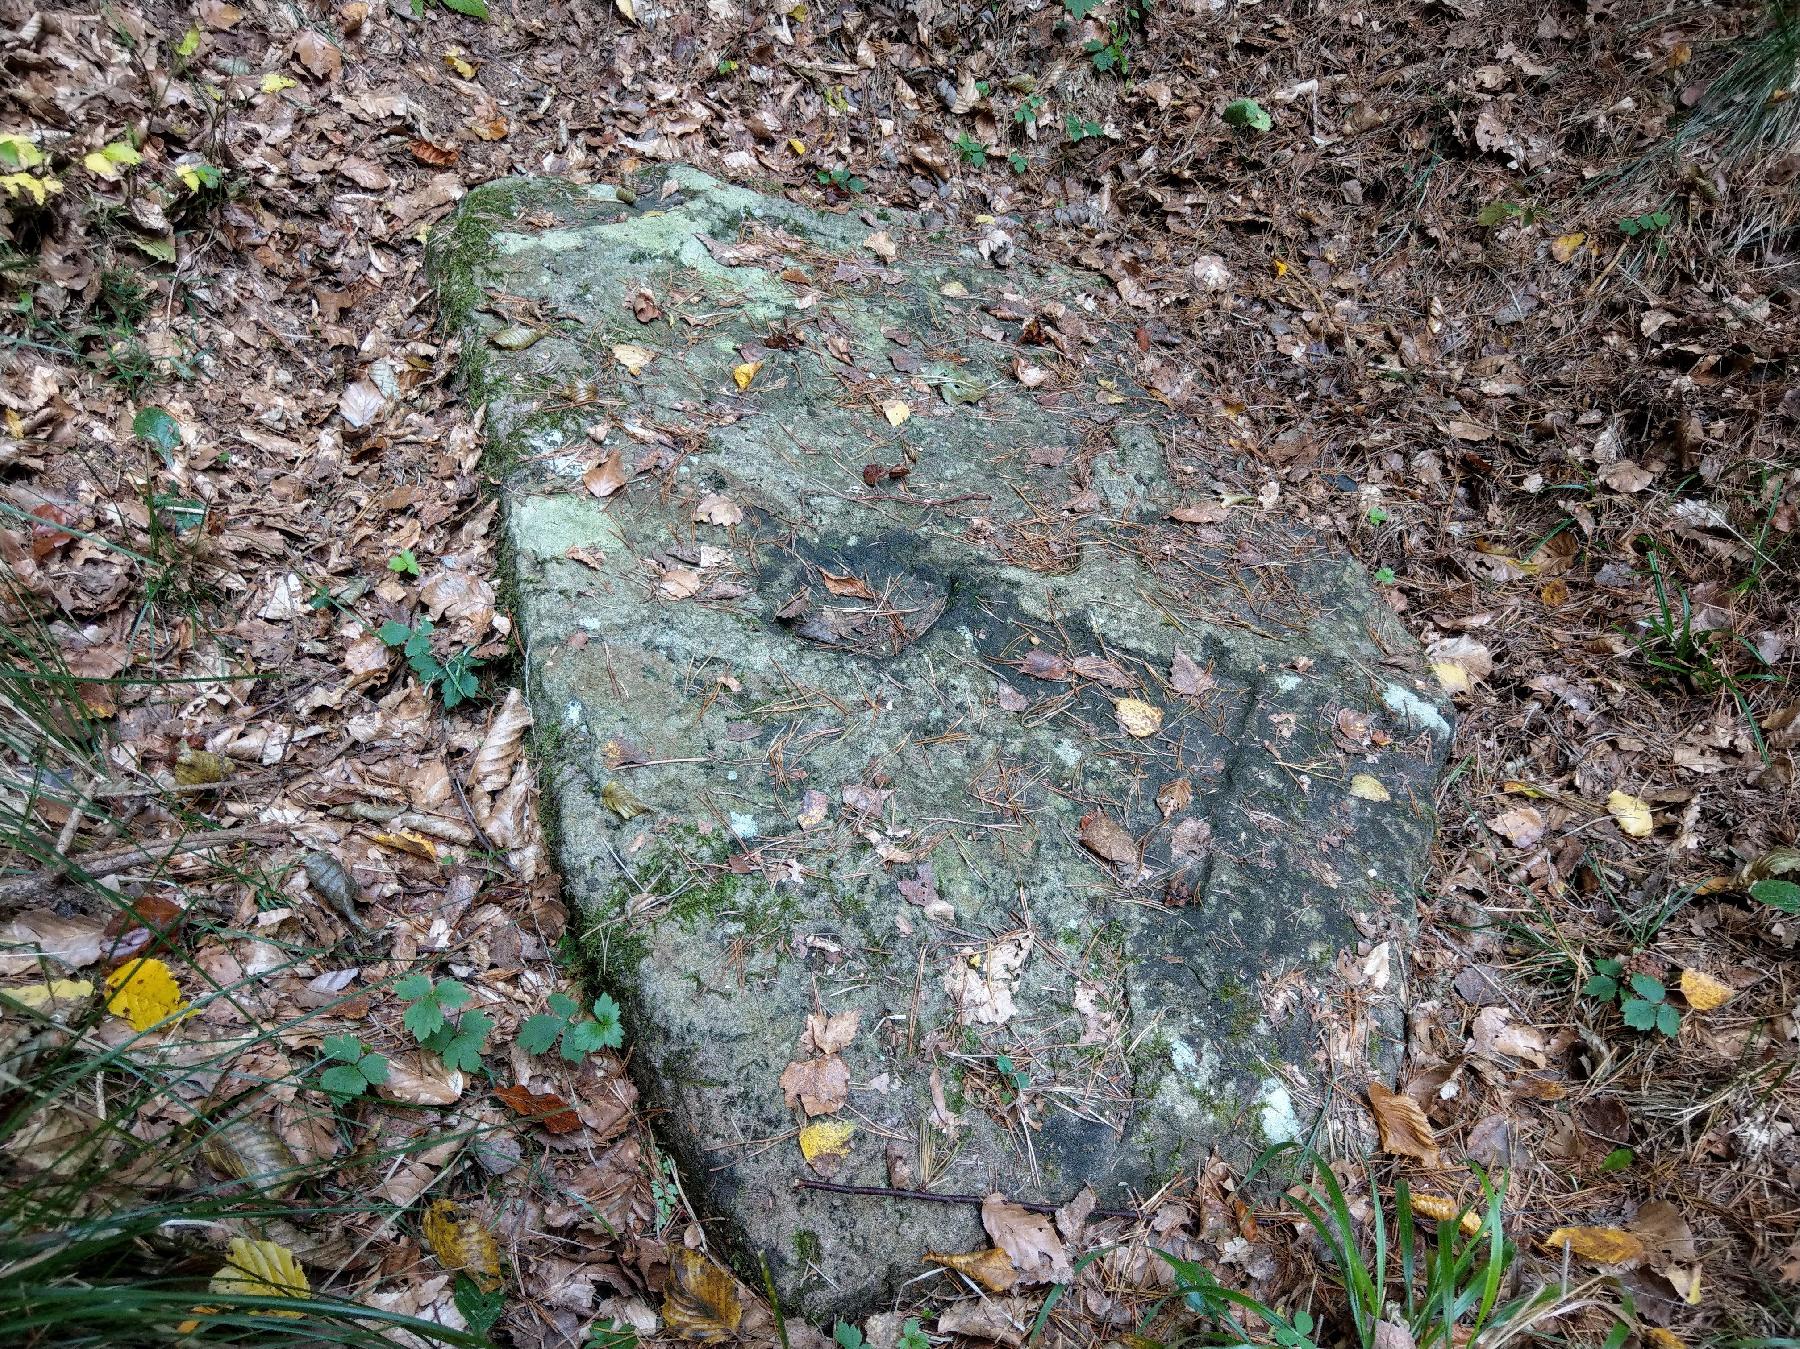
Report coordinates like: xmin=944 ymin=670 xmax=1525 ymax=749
xmin=1476 ymin=198 xmax=1541 ymax=227
xmin=1063 ymin=0 xmax=1100 ymax=18
xmin=411 ymin=0 xmax=489 ymax=17
xmin=376 ymin=617 xmax=483 ymax=709
xmin=833 ymin=1323 xmax=867 ymax=1349
xmin=1014 ymin=92 xmax=1046 ymax=131
xmin=995 ymin=1052 xmax=1030 ymax=1102
xmin=132 ymin=406 xmax=182 ymax=464
xmin=176 ymin=161 xmax=224 ymax=194
xmin=1374 ymin=566 xmax=1397 ymax=585
xmin=1065 ymin=114 xmax=1105 ymax=143
xmin=650 ymin=1151 xmax=681 ymax=1232
xmin=394 ymin=972 xmax=495 ymax=1071
xmin=316 ymin=1034 xmax=390 ymax=1102
xmin=452 ymin=1276 xmax=505 ymax=1335
xmin=1083 ymin=0 xmax=1151 ymax=75
xmin=387 ymin=549 xmax=421 ymax=577
xmin=1584 ymin=958 xmax=1681 ymax=1036
xmin=1222 ymin=97 xmax=1273 ymax=133
xmin=896 ymin=1318 xmax=929 ymax=1349
xmin=1160 ymin=1150 xmax=1551 ymax=1349
xmin=816 ymin=166 xmax=868 ymax=194
xmin=952 ymin=132 xmax=988 ymax=166
xmin=584 ymin=1322 xmax=640 ymax=1349
xmin=516 ymin=991 xmax=624 ymax=1062
xmin=1618 ymin=206 xmax=1674 ymax=255
xmin=1366 ymin=505 xmax=1391 ymax=525
xmin=1751 ymin=877 xmax=1800 ymax=914
xmin=1008 ymin=151 xmax=1029 ymax=174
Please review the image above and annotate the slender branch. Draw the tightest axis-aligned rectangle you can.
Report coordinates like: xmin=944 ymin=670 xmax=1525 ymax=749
xmin=792 ymin=1177 xmax=1138 ymax=1222
xmin=0 ymin=824 xmax=283 ymax=904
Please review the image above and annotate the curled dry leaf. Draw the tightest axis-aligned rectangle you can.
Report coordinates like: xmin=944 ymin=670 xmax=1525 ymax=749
xmin=199 ymin=1113 xmax=300 ymax=1197
xmin=493 ymin=1084 xmax=582 ymax=1134
xmin=1170 ymin=648 xmax=1213 ymax=695
xmin=925 ymin=1245 xmax=1019 ymax=1293
xmin=1367 ymin=1082 xmax=1442 ymax=1167
xmin=943 ymin=935 xmax=1033 ymax=1026
xmin=880 ymin=398 xmax=910 ymax=426
xmin=1540 ymin=1226 xmax=1645 ymax=1266
xmin=469 ymin=688 xmax=532 ymax=793
xmin=1157 ymin=777 xmax=1192 ymax=819
xmin=1019 ymin=649 xmax=1070 ymax=680
xmin=611 ymin=343 xmax=655 ymax=375
xmin=1410 ymin=1192 xmax=1482 ymax=1237
xmin=804 ymin=1009 xmax=859 ymax=1056
xmin=662 ymin=1247 xmax=743 ymax=1342
xmin=1427 ymin=636 xmax=1492 ymax=693
xmin=377 ymin=1051 xmax=465 ymax=1105
xmin=584 ymin=451 xmax=629 ymax=499
xmin=731 ymin=361 xmax=761 ymax=390
xmin=693 ymin=493 xmax=743 ymax=527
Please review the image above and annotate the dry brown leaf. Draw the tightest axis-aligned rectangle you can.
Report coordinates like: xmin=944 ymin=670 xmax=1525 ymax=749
xmin=1487 ymin=805 xmax=1546 ymax=848
xmin=778 ymin=1054 xmax=849 ymax=1116
xmin=469 ymin=688 xmax=532 ymax=793
xmin=1368 ymin=1082 xmax=1442 ymax=1167
xmin=924 ymin=1245 xmax=1018 ymax=1293
xmin=1170 ymin=649 xmax=1213 ymax=695
xmin=293 ymin=30 xmax=342 ymax=80
xmin=1169 ymin=501 xmax=1228 ymax=525
xmin=981 ymin=1193 xmax=1073 ymax=1284
xmin=1157 ymin=777 xmax=1192 ymax=819
xmin=1019 ymin=649 xmax=1070 ymax=680
xmin=662 ymin=1247 xmax=743 ymax=1342
xmin=693 ymin=494 xmax=743 ymax=527
xmin=583 ymin=451 xmax=629 ymax=499
xmin=376 ymin=1051 xmax=465 ymax=1105
xmin=612 ymin=343 xmax=655 ymax=376
xmin=1471 ymin=1007 xmax=1549 ymax=1067
xmin=1540 ymin=1226 xmax=1645 ymax=1266
xmin=818 ymin=569 xmax=876 ymax=599
xmin=493 ymin=1084 xmax=581 ymax=1134
xmin=1078 ymin=810 xmax=1137 ymax=867
xmin=1678 ymin=968 xmax=1734 ymax=1012
xmin=804 ymin=1010 xmax=859 ymax=1056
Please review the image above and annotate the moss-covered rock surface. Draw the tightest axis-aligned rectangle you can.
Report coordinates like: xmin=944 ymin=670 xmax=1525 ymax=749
xmin=432 ymin=166 xmax=1452 ymax=1319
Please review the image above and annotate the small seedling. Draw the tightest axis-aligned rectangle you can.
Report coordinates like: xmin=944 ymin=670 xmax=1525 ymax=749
xmin=816 ymin=166 xmax=868 ymax=194
xmin=995 ymin=1052 xmax=1030 ymax=1101
xmin=1065 ymin=115 xmax=1105 ymax=143
xmin=395 ymin=972 xmax=495 ymax=1071
xmin=1618 ymin=208 xmax=1672 ymax=239
xmin=1222 ymin=98 xmax=1273 ymax=133
xmin=516 ymin=991 xmax=625 ymax=1062
xmin=453 ymin=1276 xmax=505 ymax=1335
xmin=376 ymin=617 xmax=483 ymax=709
xmin=176 ymin=162 xmax=223 ymax=194
xmin=412 ymin=0 xmax=490 ymax=17
xmin=897 ymin=1319 xmax=930 ymax=1349
xmin=650 ymin=1151 xmax=681 ymax=1231
xmin=1013 ymin=92 xmax=1046 ymax=131
xmin=1477 ymin=199 xmax=1540 ymax=227
xmin=1374 ymin=566 xmax=1397 ymax=585
xmin=1063 ymin=0 xmax=1100 ymax=18
xmin=1600 ymin=1146 xmax=1635 ymax=1172
xmin=1584 ymin=958 xmax=1680 ymax=1036
xmin=387 ymin=549 xmax=420 ymax=577
xmin=1750 ymin=877 xmax=1800 ymax=914
xmin=1008 ymin=150 xmax=1029 ymax=174
xmin=952 ymin=132 xmax=987 ymax=166
xmin=585 ymin=1323 xmax=640 ymax=1349
xmin=1366 ymin=506 xmax=1391 ymax=525
xmin=316 ymin=1034 xmax=390 ymax=1101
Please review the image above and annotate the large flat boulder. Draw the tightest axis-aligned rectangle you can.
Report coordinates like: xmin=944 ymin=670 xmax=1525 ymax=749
xmin=432 ymin=167 xmax=1452 ymax=1319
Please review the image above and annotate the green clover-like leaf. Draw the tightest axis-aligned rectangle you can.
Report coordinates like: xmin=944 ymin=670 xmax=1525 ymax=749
xmin=1583 ymin=973 xmax=1619 ymax=1001
xmin=517 ymin=1013 xmax=564 ymax=1056
xmin=1621 ymin=997 xmax=1657 ymax=1032
xmin=1628 ymin=973 xmax=1665 ymax=1002
xmin=1656 ymin=1003 xmax=1680 ymax=1036
xmin=359 ymin=1053 xmax=390 ymax=1085
xmin=403 ymin=998 xmax=445 ymax=1041
xmin=320 ymin=1063 xmax=371 ymax=1098
xmin=322 ymin=1033 xmax=364 ymax=1063
xmin=1750 ymin=878 xmax=1800 ymax=914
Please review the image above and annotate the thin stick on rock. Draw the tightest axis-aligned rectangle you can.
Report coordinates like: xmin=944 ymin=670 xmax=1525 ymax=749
xmin=792 ymin=1177 xmax=1138 ymax=1222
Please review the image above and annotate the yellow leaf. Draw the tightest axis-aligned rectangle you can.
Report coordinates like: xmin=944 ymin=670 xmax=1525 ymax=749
xmin=174 ymin=746 xmax=231 ymax=785
xmin=880 ymin=398 xmax=910 ymax=427
xmin=1607 ymin=790 xmax=1654 ymax=838
xmin=0 ymin=134 xmax=45 ymax=169
xmin=1646 ymin=1330 xmax=1687 ymax=1349
xmin=662 ymin=1247 xmax=743 ymax=1341
xmin=732 ymin=360 xmax=762 ymax=390
xmin=788 ymin=137 xmax=806 ymax=155
xmin=82 ymin=142 xmax=141 ymax=180
xmin=103 ymin=958 xmax=189 ymax=1032
xmin=1431 ymin=660 xmax=1472 ymax=693
xmin=369 ymin=830 xmax=439 ymax=862
xmin=443 ymin=48 xmax=477 ymax=78
xmin=3 ymin=978 xmax=95 ymax=1014
xmin=798 ymin=1119 xmax=855 ymax=1175
xmin=260 ymin=71 xmax=298 ymax=94
xmin=1114 ymin=698 xmax=1162 ymax=739
xmin=1349 ymin=774 xmax=1391 ymax=803
xmin=1540 ymin=1226 xmax=1645 ymax=1265
xmin=1272 ymin=258 xmax=1289 ymax=277
xmin=1551 ymin=232 xmax=1587 ymax=263
xmin=0 ymin=173 xmax=63 ymax=205
xmin=612 ymin=343 xmax=655 ymax=376
xmin=211 ymin=1237 xmax=309 ymax=1307
xmin=1409 ymin=1192 xmax=1481 ymax=1237
xmin=421 ymin=1198 xmax=502 ymax=1291
xmin=925 ymin=1245 xmax=1018 ymax=1293
xmin=615 ymin=0 xmax=637 ymax=22
xmin=1678 ymin=968 xmax=1733 ymax=1012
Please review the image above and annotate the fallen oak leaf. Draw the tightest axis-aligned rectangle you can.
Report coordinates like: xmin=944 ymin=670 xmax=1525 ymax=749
xmin=981 ymin=1192 xmax=1073 ymax=1284
xmin=778 ymin=1054 xmax=849 ymax=1116
xmin=797 ymin=1119 xmax=856 ymax=1177
xmin=583 ymin=451 xmax=629 ymax=499
xmin=1078 ymin=810 xmax=1137 ymax=868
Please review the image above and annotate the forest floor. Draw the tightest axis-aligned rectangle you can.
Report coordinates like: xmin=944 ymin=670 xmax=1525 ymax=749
xmin=1 ymin=0 xmax=1796 ymax=1345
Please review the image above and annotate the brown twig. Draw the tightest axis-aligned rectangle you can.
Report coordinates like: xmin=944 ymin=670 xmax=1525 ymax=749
xmin=792 ymin=1178 xmax=1139 ymax=1222
xmin=0 ymin=825 xmax=284 ymax=904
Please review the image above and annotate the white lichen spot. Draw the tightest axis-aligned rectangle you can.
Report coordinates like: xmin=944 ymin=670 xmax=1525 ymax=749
xmin=1382 ymin=682 xmax=1451 ymax=739
xmin=1256 ymin=1078 xmax=1302 ymax=1145
xmin=1274 ymin=673 xmax=1302 ymax=692
xmin=729 ymin=811 xmax=759 ymax=839
xmin=563 ymin=699 xmax=583 ymax=728
xmin=1052 ymin=739 xmax=1083 ymax=768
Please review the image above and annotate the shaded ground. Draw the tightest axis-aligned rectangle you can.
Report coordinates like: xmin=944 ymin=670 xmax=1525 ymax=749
xmin=1 ymin=0 xmax=1795 ymax=1344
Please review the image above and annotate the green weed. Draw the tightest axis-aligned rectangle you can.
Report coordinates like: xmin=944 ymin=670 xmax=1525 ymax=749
xmin=1583 ymin=959 xmax=1682 ymax=1036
